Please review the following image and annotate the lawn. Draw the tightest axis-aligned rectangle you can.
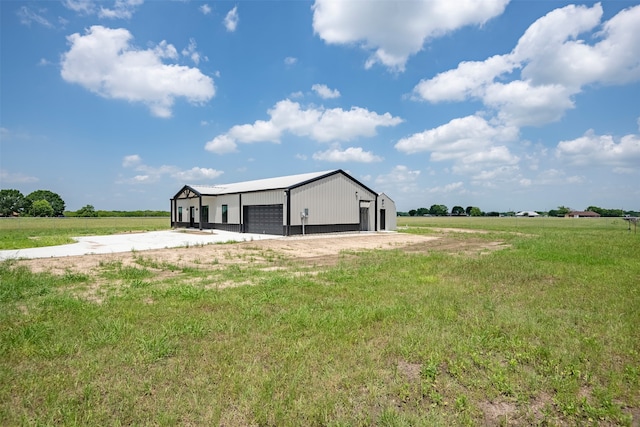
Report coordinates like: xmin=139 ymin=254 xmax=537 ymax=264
xmin=0 ymin=217 xmax=638 ymax=425
xmin=0 ymin=217 xmax=170 ymax=249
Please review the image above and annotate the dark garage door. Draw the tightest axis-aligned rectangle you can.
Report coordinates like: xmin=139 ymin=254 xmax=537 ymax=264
xmin=244 ymin=204 xmax=283 ymax=235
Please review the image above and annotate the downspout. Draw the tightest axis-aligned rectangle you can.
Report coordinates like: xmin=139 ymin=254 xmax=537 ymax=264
xmin=239 ymin=193 xmax=243 ymax=233
xmin=375 ymin=196 xmax=378 ymax=232
xmin=170 ymin=198 xmax=174 ymax=228
xmin=198 ymin=196 xmax=203 ymax=230
xmin=285 ymin=189 xmax=290 ymax=236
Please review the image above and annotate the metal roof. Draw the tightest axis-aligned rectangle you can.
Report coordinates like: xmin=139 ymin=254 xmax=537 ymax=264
xmin=188 ymin=170 xmax=338 ymax=196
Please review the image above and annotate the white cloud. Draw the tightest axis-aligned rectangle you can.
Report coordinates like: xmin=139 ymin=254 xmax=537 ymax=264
xmin=224 ymin=6 xmax=239 ymax=32
xmin=427 ymin=182 xmax=465 ymax=194
xmin=395 ymin=115 xmax=518 ymax=161
xmin=0 ymin=169 xmax=39 ymax=184
xmin=61 ymin=26 xmax=215 ymax=118
xmin=205 ymin=99 xmax=402 ymax=153
xmin=172 ymin=167 xmax=224 ymax=181
xmin=63 ymin=0 xmax=97 ymax=14
xmin=119 ymin=155 xmax=222 ymax=183
xmin=412 ymin=3 xmax=640 ymax=128
xmin=375 ymin=165 xmax=421 ymax=195
xmin=122 ymin=154 xmax=142 ymax=167
xmin=375 ymin=165 xmax=420 ymax=185
xmin=17 ymin=6 xmax=54 ymax=28
xmin=460 ymin=146 xmax=519 ymax=166
xmin=483 ymin=81 xmax=574 ymax=127
xmin=205 ymin=135 xmax=238 ymax=154
xmin=312 ymin=146 xmax=382 ymax=163
xmin=182 ymin=39 xmax=204 ymax=65
xmin=200 ymin=4 xmax=212 ymax=15
xmin=312 ymin=0 xmax=509 ymax=72
xmin=312 ymin=84 xmax=341 ymax=99
xmin=99 ymin=0 xmax=144 ymax=19
xmin=556 ymin=129 xmax=640 ymax=167
xmin=413 ymin=54 xmax=516 ymax=102
xmin=229 ymin=120 xmax=281 ymax=143
xmin=471 ymin=165 xmax=520 ymax=183
xmin=284 ymin=57 xmax=298 ymax=66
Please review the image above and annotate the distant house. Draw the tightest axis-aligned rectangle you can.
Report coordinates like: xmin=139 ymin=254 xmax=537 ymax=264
xmin=515 ymin=211 xmax=540 ymax=217
xmin=170 ymin=169 xmax=396 ymax=235
xmin=566 ymin=211 xmax=601 ymax=218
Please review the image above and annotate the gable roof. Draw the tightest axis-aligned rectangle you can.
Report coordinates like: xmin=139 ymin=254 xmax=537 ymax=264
xmin=568 ymin=211 xmax=601 ymax=217
xmin=516 ymin=211 xmax=540 ymax=217
xmin=172 ymin=169 xmax=378 ymax=199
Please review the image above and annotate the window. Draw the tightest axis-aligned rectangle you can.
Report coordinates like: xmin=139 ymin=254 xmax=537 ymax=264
xmin=222 ymin=204 xmax=228 ymax=223
xmin=201 ymin=205 xmax=209 ymax=224
xmin=178 ymin=206 xmax=183 ymax=222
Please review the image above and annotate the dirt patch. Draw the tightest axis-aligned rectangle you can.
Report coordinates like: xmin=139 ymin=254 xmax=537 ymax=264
xmin=14 ymin=231 xmax=508 ymax=282
xmin=479 ymin=400 xmax=518 ymax=425
xmin=397 ymin=360 xmax=422 ymax=382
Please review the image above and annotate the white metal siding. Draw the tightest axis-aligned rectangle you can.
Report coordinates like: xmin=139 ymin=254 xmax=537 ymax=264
xmin=290 ymin=173 xmax=376 ymax=226
xmin=212 ymin=194 xmax=240 ymax=223
xmin=175 ymin=198 xmax=199 ymax=221
xmin=377 ymin=194 xmax=397 ymax=231
xmin=200 ymin=196 xmax=216 ymax=223
xmin=242 ymin=190 xmax=284 ymax=206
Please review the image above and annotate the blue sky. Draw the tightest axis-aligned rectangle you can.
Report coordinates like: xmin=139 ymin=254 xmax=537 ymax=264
xmin=1 ymin=0 xmax=639 ymax=213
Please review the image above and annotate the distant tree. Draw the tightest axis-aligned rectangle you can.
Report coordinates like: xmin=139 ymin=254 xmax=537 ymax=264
xmin=416 ymin=207 xmax=429 ymax=216
xmin=429 ymin=204 xmax=448 ymax=216
xmin=408 ymin=209 xmax=417 ymax=217
xmin=0 ymin=189 xmax=26 ymax=216
xmin=31 ymin=199 xmax=54 ymax=217
xmin=76 ymin=204 xmax=98 ymax=217
xmin=556 ymin=206 xmax=571 ymax=216
xmin=586 ymin=206 xmax=602 ymax=215
xmin=469 ymin=207 xmax=482 ymax=217
xmin=26 ymin=190 xmax=65 ymax=216
xmin=486 ymin=211 xmax=500 ymax=217
xmin=452 ymin=206 xmax=465 ymax=216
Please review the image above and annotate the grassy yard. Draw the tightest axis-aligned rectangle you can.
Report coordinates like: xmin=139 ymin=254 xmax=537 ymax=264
xmin=0 ymin=217 xmax=170 ymax=249
xmin=0 ymin=217 xmax=638 ymax=425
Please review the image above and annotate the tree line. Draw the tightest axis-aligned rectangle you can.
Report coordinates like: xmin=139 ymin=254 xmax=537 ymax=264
xmin=398 ymin=204 xmax=639 ymax=217
xmin=0 ymin=189 xmax=66 ymax=217
xmin=398 ymin=205 xmax=483 ymax=217
xmin=0 ymin=189 xmax=169 ymax=217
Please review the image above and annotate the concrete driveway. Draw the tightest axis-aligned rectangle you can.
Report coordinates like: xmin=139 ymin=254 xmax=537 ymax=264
xmin=0 ymin=229 xmax=282 ymax=260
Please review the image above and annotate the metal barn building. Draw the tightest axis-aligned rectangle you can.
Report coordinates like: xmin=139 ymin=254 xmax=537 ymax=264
xmin=170 ymin=169 xmax=396 ymax=235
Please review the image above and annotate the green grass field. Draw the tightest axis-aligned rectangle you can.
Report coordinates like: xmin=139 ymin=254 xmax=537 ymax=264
xmin=0 ymin=217 xmax=170 ymax=249
xmin=0 ymin=217 xmax=638 ymax=425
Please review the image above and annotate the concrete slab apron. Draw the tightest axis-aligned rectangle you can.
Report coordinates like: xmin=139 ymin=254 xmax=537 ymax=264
xmin=0 ymin=230 xmax=281 ymax=260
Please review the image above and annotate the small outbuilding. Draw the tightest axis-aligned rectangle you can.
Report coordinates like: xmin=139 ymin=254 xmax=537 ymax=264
xmin=170 ymin=169 xmax=397 ymax=235
xmin=515 ymin=211 xmax=540 ymax=217
xmin=566 ymin=211 xmax=601 ymax=218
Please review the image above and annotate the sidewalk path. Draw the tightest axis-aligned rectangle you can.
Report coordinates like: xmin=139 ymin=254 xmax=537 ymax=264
xmin=0 ymin=230 xmax=282 ymax=260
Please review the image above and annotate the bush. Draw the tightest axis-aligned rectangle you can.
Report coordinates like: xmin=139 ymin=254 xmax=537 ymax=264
xmin=31 ymin=199 xmax=54 ymax=217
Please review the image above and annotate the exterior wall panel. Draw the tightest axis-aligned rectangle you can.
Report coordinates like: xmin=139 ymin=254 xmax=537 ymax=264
xmin=213 ymin=194 xmax=240 ymax=224
xmin=290 ymin=173 xmax=376 ymax=226
xmin=242 ymin=190 xmax=284 ymax=206
xmin=377 ymin=193 xmax=397 ymax=231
